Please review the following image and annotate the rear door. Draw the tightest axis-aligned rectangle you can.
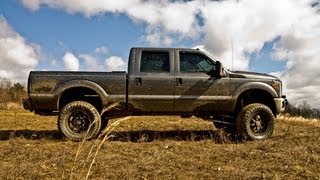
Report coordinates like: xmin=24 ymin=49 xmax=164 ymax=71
xmin=128 ymin=49 xmax=175 ymax=112
xmin=174 ymin=50 xmax=230 ymax=113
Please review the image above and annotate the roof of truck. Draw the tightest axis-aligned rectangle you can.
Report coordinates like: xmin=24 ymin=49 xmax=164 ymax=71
xmin=130 ymin=47 xmax=218 ymax=61
xmin=131 ymin=47 xmax=200 ymax=51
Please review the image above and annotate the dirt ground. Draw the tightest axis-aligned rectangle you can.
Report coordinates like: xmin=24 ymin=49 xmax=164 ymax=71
xmin=0 ymin=110 xmax=319 ymax=179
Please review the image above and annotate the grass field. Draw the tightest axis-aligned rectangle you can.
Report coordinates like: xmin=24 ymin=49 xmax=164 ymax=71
xmin=0 ymin=110 xmax=319 ymax=179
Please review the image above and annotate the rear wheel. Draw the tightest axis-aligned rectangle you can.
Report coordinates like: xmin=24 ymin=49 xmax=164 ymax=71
xmin=236 ymin=103 xmax=274 ymax=140
xmin=58 ymin=101 xmax=101 ymax=141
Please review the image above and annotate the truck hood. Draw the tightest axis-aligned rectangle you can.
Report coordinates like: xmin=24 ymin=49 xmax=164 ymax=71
xmin=229 ymin=71 xmax=279 ymax=80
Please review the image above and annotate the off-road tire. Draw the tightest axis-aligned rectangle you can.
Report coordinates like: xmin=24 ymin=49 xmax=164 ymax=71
xmin=58 ymin=101 xmax=101 ymax=141
xmin=236 ymin=103 xmax=274 ymax=140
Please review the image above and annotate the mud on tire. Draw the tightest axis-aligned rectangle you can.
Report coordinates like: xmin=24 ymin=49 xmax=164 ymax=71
xmin=236 ymin=103 xmax=274 ymax=140
xmin=58 ymin=101 xmax=101 ymax=141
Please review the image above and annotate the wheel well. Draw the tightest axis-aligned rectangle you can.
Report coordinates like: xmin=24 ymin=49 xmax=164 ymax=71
xmin=235 ymin=89 xmax=276 ymax=116
xmin=59 ymin=87 xmax=103 ymax=112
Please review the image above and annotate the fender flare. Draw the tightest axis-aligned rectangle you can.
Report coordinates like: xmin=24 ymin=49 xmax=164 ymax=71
xmin=53 ymin=80 xmax=109 ymax=109
xmin=231 ymin=82 xmax=277 ymax=110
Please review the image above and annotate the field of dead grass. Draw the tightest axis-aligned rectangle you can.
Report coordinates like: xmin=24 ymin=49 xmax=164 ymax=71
xmin=0 ymin=110 xmax=319 ymax=179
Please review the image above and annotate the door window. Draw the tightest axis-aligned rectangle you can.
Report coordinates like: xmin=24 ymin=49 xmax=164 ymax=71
xmin=179 ymin=52 xmax=215 ymax=74
xmin=140 ymin=51 xmax=170 ymax=72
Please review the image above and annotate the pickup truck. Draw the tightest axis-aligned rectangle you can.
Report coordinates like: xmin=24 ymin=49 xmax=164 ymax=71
xmin=23 ymin=47 xmax=287 ymax=141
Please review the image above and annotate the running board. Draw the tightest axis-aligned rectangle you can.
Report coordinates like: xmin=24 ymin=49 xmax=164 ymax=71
xmin=207 ymin=115 xmax=235 ymax=126
xmin=211 ymin=119 xmax=234 ymax=126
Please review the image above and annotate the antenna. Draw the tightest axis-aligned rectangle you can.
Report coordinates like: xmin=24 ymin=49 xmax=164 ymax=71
xmin=231 ymin=38 xmax=234 ymax=71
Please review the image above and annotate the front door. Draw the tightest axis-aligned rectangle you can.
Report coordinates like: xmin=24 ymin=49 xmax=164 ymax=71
xmin=174 ymin=50 xmax=230 ymax=113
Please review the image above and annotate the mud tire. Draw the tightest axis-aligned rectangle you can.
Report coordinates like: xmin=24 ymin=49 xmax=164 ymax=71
xmin=236 ymin=103 xmax=274 ymax=140
xmin=58 ymin=101 xmax=101 ymax=141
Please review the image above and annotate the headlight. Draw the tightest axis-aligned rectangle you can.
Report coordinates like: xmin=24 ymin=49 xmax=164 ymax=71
xmin=271 ymin=80 xmax=281 ymax=96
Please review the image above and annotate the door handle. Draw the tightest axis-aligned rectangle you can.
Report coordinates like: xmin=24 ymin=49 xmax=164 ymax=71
xmin=176 ymin=78 xmax=182 ymax=86
xmin=136 ymin=77 xmax=142 ymax=85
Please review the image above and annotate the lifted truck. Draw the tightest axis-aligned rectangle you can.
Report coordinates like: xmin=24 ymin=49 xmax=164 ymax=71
xmin=23 ymin=47 xmax=287 ymax=141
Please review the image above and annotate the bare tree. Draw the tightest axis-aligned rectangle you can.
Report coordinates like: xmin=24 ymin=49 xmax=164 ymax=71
xmin=284 ymin=101 xmax=320 ymax=119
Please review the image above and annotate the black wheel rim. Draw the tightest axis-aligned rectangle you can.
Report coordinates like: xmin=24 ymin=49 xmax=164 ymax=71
xmin=67 ymin=110 xmax=92 ymax=133
xmin=250 ymin=112 xmax=269 ymax=134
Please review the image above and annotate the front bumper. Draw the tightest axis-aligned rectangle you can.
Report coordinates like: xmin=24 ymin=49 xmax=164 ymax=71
xmin=22 ymin=99 xmax=33 ymax=111
xmin=274 ymin=95 xmax=288 ymax=113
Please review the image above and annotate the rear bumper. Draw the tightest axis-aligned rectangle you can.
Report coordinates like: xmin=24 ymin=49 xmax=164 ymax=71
xmin=22 ymin=99 xmax=33 ymax=111
xmin=274 ymin=95 xmax=288 ymax=113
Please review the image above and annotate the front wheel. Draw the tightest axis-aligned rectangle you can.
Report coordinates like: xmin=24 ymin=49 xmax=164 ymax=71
xmin=236 ymin=103 xmax=274 ymax=140
xmin=58 ymin=101 xmax=101 ymax=141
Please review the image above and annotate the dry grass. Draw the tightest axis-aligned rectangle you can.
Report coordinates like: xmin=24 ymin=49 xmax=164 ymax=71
xmin=0 ymin=110 xmax=319 ymax=179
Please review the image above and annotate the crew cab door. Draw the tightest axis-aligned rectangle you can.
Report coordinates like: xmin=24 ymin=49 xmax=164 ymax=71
xmin=128 ymin=49 xmax=174 ymax=112
xmin=174 ymin=50 xmax=230 ymax=113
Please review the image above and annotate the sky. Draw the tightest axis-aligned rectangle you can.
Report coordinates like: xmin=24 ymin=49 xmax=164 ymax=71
xmin=0 ymin=0 xmax=319 ymax=108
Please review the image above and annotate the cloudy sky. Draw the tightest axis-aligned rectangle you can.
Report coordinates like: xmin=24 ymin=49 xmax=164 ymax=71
xmin=0 ymin=0 xmax=319 ymax=108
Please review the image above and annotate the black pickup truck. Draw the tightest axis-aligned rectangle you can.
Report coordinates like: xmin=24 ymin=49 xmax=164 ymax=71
xmin=23 ymin=47 xmax=287 ymax=141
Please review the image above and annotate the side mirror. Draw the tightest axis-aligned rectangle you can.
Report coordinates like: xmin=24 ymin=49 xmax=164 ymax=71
xmin=215 ymin=61 xmax=226 ymax=77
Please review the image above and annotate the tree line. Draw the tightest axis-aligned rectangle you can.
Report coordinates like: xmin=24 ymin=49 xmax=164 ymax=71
xmin=283 ymin=101 xmax=320 ymax=119
xmin=0 ymin=77 xmax=26 ymax=109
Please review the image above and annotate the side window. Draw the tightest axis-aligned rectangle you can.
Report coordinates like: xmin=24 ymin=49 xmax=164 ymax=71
xmin=179 ymin=52 xmax=215 ymax=74
xmin=140 ymin=51 xmax=170 ymax=72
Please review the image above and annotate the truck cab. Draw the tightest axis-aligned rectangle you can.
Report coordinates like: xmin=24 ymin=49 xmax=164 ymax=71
xmin=127 ymin=48 xmax=230 ymax=114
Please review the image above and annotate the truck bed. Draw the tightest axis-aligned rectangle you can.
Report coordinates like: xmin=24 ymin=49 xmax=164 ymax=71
xmin=27 ymin=71 xmax=127 ymax=111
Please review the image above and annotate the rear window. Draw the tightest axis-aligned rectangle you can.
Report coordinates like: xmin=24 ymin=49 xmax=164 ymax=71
xmin=140 ymin=51 xmax=170 ymax=73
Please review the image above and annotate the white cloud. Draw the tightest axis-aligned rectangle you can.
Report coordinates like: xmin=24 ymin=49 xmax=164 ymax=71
xmin=20 ymin=0 xmax=142 ymax=15
xmin=200 ymin=0 xmax=314 ymax=71
xmin=63 ymin=52 xmax=79 ymax=71
xmin=271 ymin=15 xmax=320 ymax=107
xmin=20 ymin=0 xmax=40 ymax=11
xmin=70 ymin=48 xmax=127 ymax=72
xmin=105 ymin=56 xmax=127 ymax=72
xmin=79 ymin=54 xmax=99 ymax=70
xmin=94 ymin=46 xmax=108 ymax=55
xmin=20 ymin=0 xmax=320 ymax=107
xmin=0 ymin=16 xmax=39 ymax=82
xmin=20 ymin=0 xmax=202 ymax=46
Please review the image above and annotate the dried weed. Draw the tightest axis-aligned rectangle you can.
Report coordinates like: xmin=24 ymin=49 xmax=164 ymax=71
xmin=0 ymin=111 xmax=319 ymax=179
